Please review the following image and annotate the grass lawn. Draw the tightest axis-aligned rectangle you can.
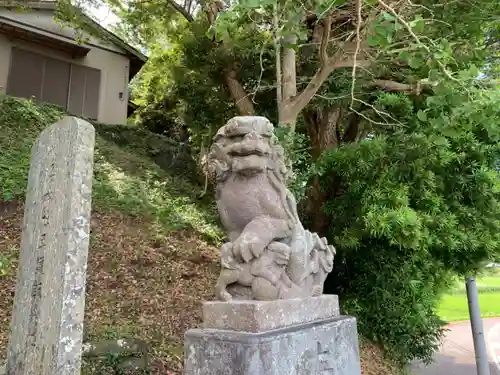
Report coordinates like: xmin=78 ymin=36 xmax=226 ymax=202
xmin=478 ymin=276 xmax=500 ymax=287
xmin=438 ymin=270 xmax=500 ymax=322
xmin=438 ymin=293 xmax=500 ymax=322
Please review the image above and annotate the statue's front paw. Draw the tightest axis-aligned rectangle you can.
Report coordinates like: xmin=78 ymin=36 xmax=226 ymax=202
xmin=311 ymin=285 xmax=323 ymax=296
xmin=233 ymin=233 xmax=266 ymax=262
xmin=216 ymin=286 xmax=233 ymax=301
xmin=221 ymin=291 xmax=233 ymax=301
xmin=268 ymin=242 xmax=290 ymax=265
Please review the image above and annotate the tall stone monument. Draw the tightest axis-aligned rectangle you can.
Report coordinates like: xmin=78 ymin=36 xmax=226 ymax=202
xmin=5 ymin=117 xmax=95 ymax=375
xmin=184 ymin=116 xmax=361 ymax=374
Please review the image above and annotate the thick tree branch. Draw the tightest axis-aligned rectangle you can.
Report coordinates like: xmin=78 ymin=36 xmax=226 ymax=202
xmin=320 ymin=16 xmax=333 ymax=66
xmin=223 ymin=67 xmax=255 ymax=115
xmin=280 ymin=54 xmax=370 ymax=124
xmin=165 ymin=0 xmax=194 ymax=22
xmin=274 ymin=2 xmax=282 ymax=105
xmin=279 ymin=32 xmax=299 ymax=127
xmin=306 ymin=9 xmax=353 ymax=24
xmin=203 ymin=0 xmax=225 ymax=25
xmin=371 ymin=79 xmax=413 ymax=92
xmin=194 ymin=0 xmax=255 ymax=115
xmin=370 ymin=79 xmax=437 ymax=94
xmin=279 ymin=1 xmax=372 ymax=125
xmin=349 ymin=0 xmax=362 ymax=108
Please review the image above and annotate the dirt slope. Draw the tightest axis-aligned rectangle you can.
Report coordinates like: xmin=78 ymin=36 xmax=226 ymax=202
xmin=0 ymin=201 xmax=219 ymax=373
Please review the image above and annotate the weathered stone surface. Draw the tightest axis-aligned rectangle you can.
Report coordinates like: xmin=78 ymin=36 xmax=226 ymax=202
xmin=203 ymin=295 xmax=339 ymax=332
xmin=205 ymin=116 xmax=336 ymax=301
xmin=5 ymin=116 xmax=95 ymax=375
xmin=185 ymin=315 xmax=362 ymax=375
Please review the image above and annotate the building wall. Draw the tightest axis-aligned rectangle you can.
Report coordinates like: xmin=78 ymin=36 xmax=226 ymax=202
xmin=0 ymin=10 xmax=130 ymax=124
xmin=0 ymin=34 xmax=10 ymax=95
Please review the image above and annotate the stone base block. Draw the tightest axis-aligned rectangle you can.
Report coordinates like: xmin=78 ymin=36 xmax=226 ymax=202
xmin=203 ymin=295 xmax=339 ymax=332
xmin=185 ymin=315 xmax=361 ymax=375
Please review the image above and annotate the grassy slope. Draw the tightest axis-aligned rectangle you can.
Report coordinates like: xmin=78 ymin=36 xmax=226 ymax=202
xmin=438 ymin=271 xmax=500 ymax=322
xmin=0 ymin=96 xmax=399 ymax=375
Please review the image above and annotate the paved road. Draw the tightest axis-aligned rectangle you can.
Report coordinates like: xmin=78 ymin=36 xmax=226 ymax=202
xmin=411 ymin=318 xmax=500 ymax=375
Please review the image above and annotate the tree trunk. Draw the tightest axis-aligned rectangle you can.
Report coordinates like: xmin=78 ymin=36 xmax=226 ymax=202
xmin=279 ymin=35 xmax=298 ymax=129
xmin=204 ymin=1 xmax=255 ymax=116
xmin=303 ymin=106 xmax=363 ymax=236
xmin=223 ymin=68 xmax=255 ymax=115
xmin=273 ymin=2 xmax=282 ymax=106
xmin=303 ymin=106 xmax=342 ymax=236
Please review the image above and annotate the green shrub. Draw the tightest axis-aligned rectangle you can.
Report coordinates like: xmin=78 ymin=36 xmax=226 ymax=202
xmin=0 ymin=245 xmax=17 ymax=277
xmin=0 ymin=255 xmax=10 ymax=277
xmin=316 ymin=84 xmax=500 ymax=364
xmin=326 ymin=244 xmax=449 ymax=365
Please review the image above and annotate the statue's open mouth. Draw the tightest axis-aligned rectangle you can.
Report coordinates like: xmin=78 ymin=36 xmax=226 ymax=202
xmin=231 ymin=154 xmax=266 ymax=173
xmin=227 ymin=139 xmax=270 ymax=158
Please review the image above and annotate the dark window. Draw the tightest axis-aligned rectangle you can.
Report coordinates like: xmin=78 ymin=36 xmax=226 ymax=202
xmin=67 ymin=64 xmax=101 ymax=120
xmin=7 ymin=48 xmax=44 ymax=100
xmin=42 ymin=56 xmax=71 ymax=108
xmin=7 ymin=47 xmax=101 ymax=120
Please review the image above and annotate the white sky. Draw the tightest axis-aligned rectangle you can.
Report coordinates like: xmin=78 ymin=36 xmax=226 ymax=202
xmin=85 ymin=2 xmax=120 ymax=29
xmin=83 ymin=1 xmax=151 ymax=54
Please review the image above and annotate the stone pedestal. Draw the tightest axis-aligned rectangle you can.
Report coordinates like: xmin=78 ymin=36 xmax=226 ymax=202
xmin=184 ymin=295 xmax=362 ymax=375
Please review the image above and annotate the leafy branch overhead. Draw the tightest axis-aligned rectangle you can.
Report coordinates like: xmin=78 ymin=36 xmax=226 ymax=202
xmin=59 ymin=0 xmax=498 ymax=131
xmin=190 ymin=0 xmax=495 ymax=128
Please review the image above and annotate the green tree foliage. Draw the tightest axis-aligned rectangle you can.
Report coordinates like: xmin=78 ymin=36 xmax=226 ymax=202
xmin=321 ymin=85 xmax=500 ymax=274
xmin=318 ymin=82 xmax=500 ymax=364
xmin=128 ymin=17 xmax=278 ymax=149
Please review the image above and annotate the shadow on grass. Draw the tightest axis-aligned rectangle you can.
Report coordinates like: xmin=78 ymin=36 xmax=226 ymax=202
xmin=0 ymin=95 xmax=223 ymax=242
xmin=92 ymin=135 xmax=223 ymax=243
xmin=93 ymin=123 xmax=201 ymax=186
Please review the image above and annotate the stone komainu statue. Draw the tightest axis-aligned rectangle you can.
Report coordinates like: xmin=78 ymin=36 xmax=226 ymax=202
xmin=205 ymin=116 xmax=335 ymax=301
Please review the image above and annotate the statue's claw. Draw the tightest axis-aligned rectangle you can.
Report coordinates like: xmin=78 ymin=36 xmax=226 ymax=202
xmin=221 ymin=291 xmax=233 ymax=301
xmin=238 ymin=242 xmax=253 ymax=263
xmin=249 ymin=241 xmax=266 ymax=259
xmin=215 ymin=279 xmax=233 ymax=302
xmin=267 ymin=242 xmax=290 ymax=264
xmin=233 ymin=232 xmax=266 ymax=262
xmin=312 ymin=285 xmax=323 ymax=296
xmin=215 ymin=285 xmax=233 ymax=302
